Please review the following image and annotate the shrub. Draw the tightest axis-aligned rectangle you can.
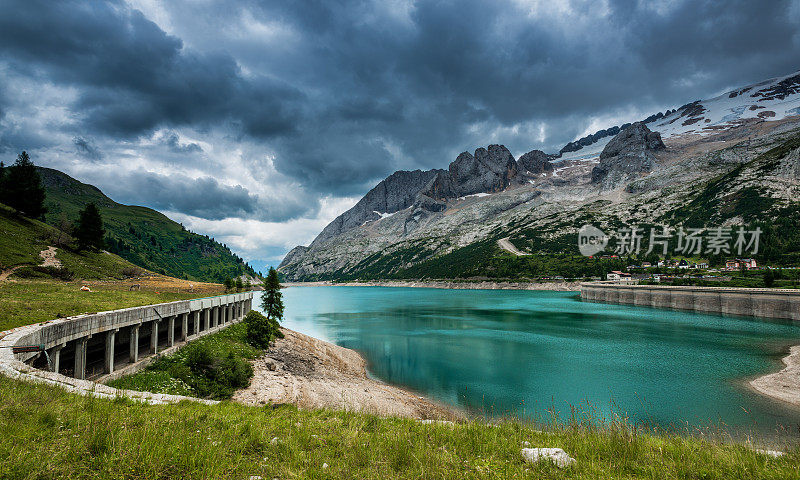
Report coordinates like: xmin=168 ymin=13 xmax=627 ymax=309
xmin=121 ymin=267 xmax=144 ymax=278
xmin=185 ymin=343 xmax=215 ymax=374
xmin=244 ymin=310 xmax=283 ymax=349
xmin=109 ymin=323 xmax=262 ymax=400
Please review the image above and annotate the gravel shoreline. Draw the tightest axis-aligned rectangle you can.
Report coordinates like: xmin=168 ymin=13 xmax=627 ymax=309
xmin=233 ymin=328 xmax=464 ymax=420
xmin=750 ymin=345 xmax=800 ymax=408
xmin=282 ymin=280 xmax=581 ymax=291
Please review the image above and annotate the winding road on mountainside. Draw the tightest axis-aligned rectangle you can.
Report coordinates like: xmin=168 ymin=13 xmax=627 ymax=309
xmin=497 ymin=237 xmax=531 ymax=256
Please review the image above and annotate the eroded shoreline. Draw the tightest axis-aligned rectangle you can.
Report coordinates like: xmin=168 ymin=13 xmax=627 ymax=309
xmin=750 ymin=345 xmax=800 ymax=408
xmin=282 ymin=280 xmax=581 ymax=291
xmin=233 ymin=328 xmax=464 ymax=420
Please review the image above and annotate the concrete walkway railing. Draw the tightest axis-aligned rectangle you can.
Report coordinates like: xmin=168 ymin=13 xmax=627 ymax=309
xmin=0 ymin=292 xmax=254 ymax=404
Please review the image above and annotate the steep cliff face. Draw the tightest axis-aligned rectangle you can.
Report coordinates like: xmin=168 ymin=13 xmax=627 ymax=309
xmin=310 ymin=169 xmax=441 ymax=246
xmin=518 ymin=149 xmax=555 ymax=174
xmin=309 ymin=144 xmax=522 ymax=247
xmin=423 ymin=144 xmax=520 ymax=199
xmin=590 ymin=122 xmax=665 ymax=190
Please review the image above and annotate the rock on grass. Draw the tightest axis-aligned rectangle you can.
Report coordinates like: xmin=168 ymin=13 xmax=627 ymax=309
xmin=521 ymin=448 xmax=576 ymax=468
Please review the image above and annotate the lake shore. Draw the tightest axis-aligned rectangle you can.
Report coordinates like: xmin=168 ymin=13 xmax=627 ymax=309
xmin=282 ymin=280 xmax=581 ymax=291
xmin=750 ymin=345 xmax=800 ymax=408
xmin=233 ymin=327 xmax=464 ymax=420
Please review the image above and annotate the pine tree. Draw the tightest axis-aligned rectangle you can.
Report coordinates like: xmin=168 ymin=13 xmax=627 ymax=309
xmin=74 ymin=203 xmax=105 ymax=251
xmin=260 ymin=267 xmax=284 ymax=322
xmin=0 ymin=152 xmax=47 ymax=219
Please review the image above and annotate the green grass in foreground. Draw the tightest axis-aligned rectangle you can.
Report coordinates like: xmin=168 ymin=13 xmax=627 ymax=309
xmin=108 ymin=323 xmax=262 ymax=399
xmin=0 ymin=280 xmax=202 ymax=331
xmin=0 ymin=376 xmax=798 ymax=479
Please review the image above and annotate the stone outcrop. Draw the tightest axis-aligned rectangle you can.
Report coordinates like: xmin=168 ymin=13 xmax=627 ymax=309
xmin=424 ymin=145 xmax=520 ymax=199
xmin=517 ymin=149 xmax=555 ymax=174
xmin=521 ymin=448 xmax=576 ymax=468
xmin=591 ymin=122 xmax=665 ymax=189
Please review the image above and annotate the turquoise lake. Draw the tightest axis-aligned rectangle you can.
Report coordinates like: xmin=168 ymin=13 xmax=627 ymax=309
xmin=264 ymin=286 xmax=800 ymax=436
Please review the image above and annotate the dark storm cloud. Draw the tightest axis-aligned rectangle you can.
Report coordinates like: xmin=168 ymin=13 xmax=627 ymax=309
xmin=161 ymin=132 xmax=203 ymax=154
xmin=106 ymin=170 xmax=257 ymax=220
xmin=85 ymin=166 xmax=316 ymax=223
xmin=1 ymin=0 xmax=799 ymax=216
xmin=73 ymin=137 xmax=103 ymax=161
xmin=0 ymin=0 xmax=301 ymax=139
xmin=220 ymin=0 xmax=800 ymax=192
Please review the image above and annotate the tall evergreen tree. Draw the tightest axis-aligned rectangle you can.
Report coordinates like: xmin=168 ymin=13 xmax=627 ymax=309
xmin=0 ymin=152 xmax=47 ymax=219
xmin=74 ymin=203 xmax=105 ymax=251
xmin=260 ymin=267 xmax=284 ymax=321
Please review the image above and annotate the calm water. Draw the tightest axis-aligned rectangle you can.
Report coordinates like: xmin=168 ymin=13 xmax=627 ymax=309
xmin=260 ymin=286 xmax=800 ymax=435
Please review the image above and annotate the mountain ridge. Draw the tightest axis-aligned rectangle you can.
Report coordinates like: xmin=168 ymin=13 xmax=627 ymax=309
xmin=37 ymin=167 xmax=259 ymax=283
xmin=279 ymin=70 xmax=800 ymax=281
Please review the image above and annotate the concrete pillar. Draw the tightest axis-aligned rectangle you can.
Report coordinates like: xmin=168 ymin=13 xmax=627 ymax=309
xmin=49 ymin=344 xmax=64 ymax=373
xmin=104 ymin=329 xmax=117 ymax=374
xmin=213 ymin=306 xmax=219 ymax=328
xmin=74 ymin=337 xmax=88 ymax=380
xmin=203 ymin=308 xmax=210 ymax=331
xmin=193 ymin=310 xmax=200 ymax=336
xmin=167 ymin=316 xmax=175 ymax=347
xmin=129 ymin=324 xmax=140 ymax=363
xmin=150 ymin=320 xmax=160 ymax=354
xmin=181 ymin=313 xmax=189 ymax=341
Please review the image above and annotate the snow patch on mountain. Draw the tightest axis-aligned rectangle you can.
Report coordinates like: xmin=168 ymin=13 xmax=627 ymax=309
xmin=647 ymin=71 xmax=800 ymax=138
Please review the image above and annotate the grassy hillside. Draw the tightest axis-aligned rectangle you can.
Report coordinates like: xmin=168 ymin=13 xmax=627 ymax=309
xmin=0 ymin=374 xmax=797 ymax=479
xmin=0 ymin=201 xmax=227 ymax=330
xmin=38 ymin=167 xmax=258 ymax=283
xmin=0 ymin=203 xmax=137 ymax=279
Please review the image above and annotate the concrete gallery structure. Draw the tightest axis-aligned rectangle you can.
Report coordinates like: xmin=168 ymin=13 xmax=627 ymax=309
xmin=0 ymin=292 xmax=254 ymax=403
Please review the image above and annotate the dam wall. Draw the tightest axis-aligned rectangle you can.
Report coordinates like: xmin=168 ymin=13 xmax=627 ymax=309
xmin=0 ymin=292 xmax=254 ymax=404
xmin=580 ymin=283 xmax=800 ymax=320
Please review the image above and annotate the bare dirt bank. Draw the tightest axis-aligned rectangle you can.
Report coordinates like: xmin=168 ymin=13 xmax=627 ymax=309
xmin=282 ymin=280 xmax=581 ymax=291
xmin=750 ymin=345 xmax=800 ymax=408
xmin=233 ymin=328 xmax=463 ymax=420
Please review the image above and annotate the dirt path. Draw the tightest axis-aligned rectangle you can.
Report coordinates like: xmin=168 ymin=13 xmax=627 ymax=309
xmin=39 ymin=246 xmax=61 ymax=268
xmin=497 ymin=237 xmax=531 ymax=256
xmin=0 ymin=246 xmax=62 ymax=283
xmin=233 ymin=328 xmax=463 ymax=420
xmin=0 ymin=266 xmax=22 ymax=282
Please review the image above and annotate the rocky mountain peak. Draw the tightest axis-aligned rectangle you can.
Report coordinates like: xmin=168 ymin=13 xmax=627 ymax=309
xmin=600 ymin=122 xmax=665 ymax=159
xmin=447 ymin=144 xmax=518 ymax=197
xmin=518 ymin=149 xmax=555 ymax=174
xmin=591 ymin=122 xmax=665 ymax=189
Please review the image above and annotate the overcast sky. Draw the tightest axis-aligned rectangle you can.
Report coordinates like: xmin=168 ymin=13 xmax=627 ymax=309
xmin=1 ymin=0 xmax=799 ymax=272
